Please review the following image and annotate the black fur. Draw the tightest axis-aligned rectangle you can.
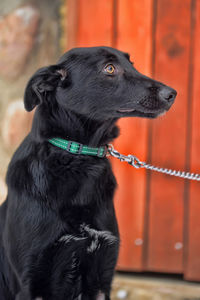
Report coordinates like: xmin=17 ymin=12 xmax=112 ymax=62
xmin=0 ymin=46 xmax=176 ymax=300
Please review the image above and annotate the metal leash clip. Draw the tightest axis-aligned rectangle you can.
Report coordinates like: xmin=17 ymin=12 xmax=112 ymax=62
xmin=107 ymin=144 xmax=200 ymax=181
xmin=108 ymin=144 xmax=143 ymax=168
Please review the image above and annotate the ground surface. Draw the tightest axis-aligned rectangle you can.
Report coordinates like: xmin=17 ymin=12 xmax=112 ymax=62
xmin=111 ymin=273 xmax=200 ymax=300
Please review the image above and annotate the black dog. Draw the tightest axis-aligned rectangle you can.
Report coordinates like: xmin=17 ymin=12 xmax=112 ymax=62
xmin=0 ymin=46 xmax=176 ymax=300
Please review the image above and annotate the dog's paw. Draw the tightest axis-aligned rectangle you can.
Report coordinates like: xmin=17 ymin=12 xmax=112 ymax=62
xmin=80 ymin=224 xmax=118 ymax=253
xmin=96 ymin=292 xmax=105 ymax=300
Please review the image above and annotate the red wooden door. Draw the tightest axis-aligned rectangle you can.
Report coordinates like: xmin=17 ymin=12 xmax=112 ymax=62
xmin=65 ymin=0 xmax=200 ymax=281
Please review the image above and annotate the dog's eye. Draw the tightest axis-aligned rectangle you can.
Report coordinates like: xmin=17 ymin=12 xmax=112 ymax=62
xmin=104 ymin=64 xmax=115 ymax=74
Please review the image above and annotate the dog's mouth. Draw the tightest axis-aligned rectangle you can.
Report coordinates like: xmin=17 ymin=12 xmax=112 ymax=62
xmin=117 ymin=108 xmax=136 ymax=113
xmin=116 ymin=108 xmax=167 ymax=118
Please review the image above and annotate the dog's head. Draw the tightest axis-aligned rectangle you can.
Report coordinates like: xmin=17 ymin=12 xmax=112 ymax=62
xmin=24 ymin=46 xmax=176 ymax=120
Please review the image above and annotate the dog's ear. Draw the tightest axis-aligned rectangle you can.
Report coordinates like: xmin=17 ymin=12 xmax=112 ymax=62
xmin=24 ymin=65 xmax=67 ymax=112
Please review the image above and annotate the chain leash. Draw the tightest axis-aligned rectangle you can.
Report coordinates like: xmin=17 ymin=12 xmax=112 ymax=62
xmin=107 ymin=144 xmax=200 ymax=182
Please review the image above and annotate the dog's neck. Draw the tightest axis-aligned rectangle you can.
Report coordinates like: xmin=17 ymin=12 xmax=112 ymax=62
xmin=31 ymin=105 xmax=119 ymax=147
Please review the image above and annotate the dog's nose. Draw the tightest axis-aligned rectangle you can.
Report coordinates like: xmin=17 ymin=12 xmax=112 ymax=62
xmin=159 ymin=87 xmax=177 ymax=103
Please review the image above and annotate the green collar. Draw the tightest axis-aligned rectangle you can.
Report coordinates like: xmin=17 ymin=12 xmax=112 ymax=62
xmin=48 ymin=138 xmax=107 ymax=158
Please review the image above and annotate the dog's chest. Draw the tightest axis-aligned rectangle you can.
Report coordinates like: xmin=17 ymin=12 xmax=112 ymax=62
xmin=47 ymin=157 xmax=117 ymax=230
xmin=47 ymin=156 xmax=117 ymax=205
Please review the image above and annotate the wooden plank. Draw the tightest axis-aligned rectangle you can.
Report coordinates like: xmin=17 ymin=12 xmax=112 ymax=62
xmin=184 ymin=0 xmax=200 ymax=281
xmin=65 ymin=0 xmax=79 ymax=50
xmin=77 ymin=0 xmax=113 ymax=47
xmin=66 ymin=0 xmax=114 ymax=49
xmin=113 ymin=0 xmax=153 ymax=271
xmin=146 ymin=0 xmax=191 ymax=273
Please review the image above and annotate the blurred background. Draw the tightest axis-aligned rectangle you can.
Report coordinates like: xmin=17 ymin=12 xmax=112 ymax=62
xmin=0 ymin=0 xmax=200 ymax=298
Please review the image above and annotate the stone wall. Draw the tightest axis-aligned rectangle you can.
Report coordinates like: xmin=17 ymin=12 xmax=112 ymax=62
xmin=0 ymin=0 xmax=63 ymax=203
